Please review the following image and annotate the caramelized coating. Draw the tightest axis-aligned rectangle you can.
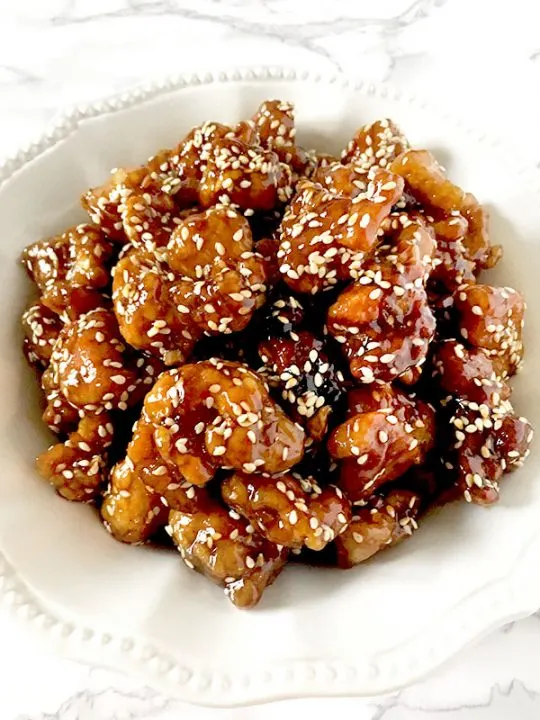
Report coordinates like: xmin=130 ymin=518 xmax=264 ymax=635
xmin=156 ymin=121 xmax=233 ymax=203
xmin=301 ymin=150 xmax=339 ymax=179
xmin=433 ymin=340 xmax=533 ymax=505
xmin=433 ymin=340 xmax=511 ymax=408
xmin=112 ymin=206 xmax=267 ymax=364
xmin=327 ymin=218 xmax=436 ymax=383
xmin=428 ymin=211 xmax=476 ymax=293
xmin=254 ymin=236 xmax=281 ymax=288
xmin=141 ymin=360 xmax=305 ymax=486
xmin=36 ymin=413 xmax=114 ymax=501
xmin=169 ymin=504 xmax=287 ymax=608
xmin=259 ymin=328 xmax=346 ymax=427
xmin=84 ymin=116 xmax=293 ymax=238
xmin=328 ymin=385 xmax=435 ymax=502
xmin=311 ymin=161 xmax=368 ymax=198
xmin=101 ymin=456 xmax=168 ymax=544
xmin=341 ymin=119 xmax=409 ymax=170
xmin=22 ymin=224 xmax=114 ymax=318
xmin=390 ymin=150 xmax=500 ymax=271
xmin=112 ymin=249 xmax=202 ymax=366
xmin=222 ymin=472 xmax=351 ymax=551
xmin=109 ymin=411 xmax=208 ymax=514
xmin=254 ymin=292 xmax=347 ymax=439
xmin=120 ymin=186 xmax=180 ymax=254
xmin=41 ymin=366 xmax=80 ymax=434
xmin=454 ymin=284 xmax=525 ymax=377
xmin=277 ymin=168 xmax=404 ymax=294
xmin=22 ymin=301 xmax=63 ymax=367
xmin=251 ymin=99 xmax=307 ymax=173
xmin=446 ymin=400 xmax=532 ymax=505
xmin=335 ymin=489 xmax=421 ymax=568
xmin=82 ymin=166 xmax=159 ymax=241
xmin=166 ymin=205 xmax=267 ymax=333
xmin=48 ymin=308 xmax=138 ymax=412
xmin=200 ymin=137 xmax=293 ymax=211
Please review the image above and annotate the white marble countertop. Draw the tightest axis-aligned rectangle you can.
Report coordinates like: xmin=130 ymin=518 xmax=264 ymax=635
xmin=2 ymin=1 xmax=540 ymax=718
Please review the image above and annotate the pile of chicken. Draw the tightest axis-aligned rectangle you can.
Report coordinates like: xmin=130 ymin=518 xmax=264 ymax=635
xmin=21 ymin=101 xmax=533 ymax=608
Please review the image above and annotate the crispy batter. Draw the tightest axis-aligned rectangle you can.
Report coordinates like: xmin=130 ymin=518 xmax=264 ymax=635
xmin=22 ymin=301 xmax=63 ymax=367
xmin=48 ymin=308 xmax=139 ymax=412
xmin=454 ymin=283 xmax=525 ymax=377
xmin=101 ymin=456 xmax=168 ymax=544
xmin=341 ymin=119 xmax=409 ymax=170
xmin=169 ymin=504 xmax=287 ymax=608
xmin=433 ymin=340 xmax=511 ymax=408
xmin=328 ymin=385 xmax=435 ymax=502
xmin=112 ymin=206 xmax=267 ymax=364
xmin=200 ymin=136 xmax=293 ymax=210
xmin=433 ymin=340 xmax=532 ymax=505
xmin=335 ymin=489 xmax=421 ymax=567
xmin=36 ymin=413 xmax=114 ymax=501
xmin=277 ymin=168 xmax=404 ymax=294
xmin=22 ymin=223 xmax=113 ymax=319
xmin=327 ymin=217 xmax=436 ymax=383
xmin=311 ymin=160 xmax=369 ymax=198
xmin=391 ymin=149 xmax=501 ymax=271
xmin=222 ymin=471 xmax=351 ymax=551
xmin=167 ymin=205 xmax=267 ymax=333
xmin=251 ymin=99 xmax=308 ymax=174
xmin=112 ymin=248 xmax=202 ymax=366
xmin=82 ymin=166 xmax=155 ymax=241
xmin=140 ymin=360 xmax=305 ymax=486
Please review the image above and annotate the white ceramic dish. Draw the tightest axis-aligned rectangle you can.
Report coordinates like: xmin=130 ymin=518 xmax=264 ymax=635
xmin=0 ymin=67 xmax=539 ymax=706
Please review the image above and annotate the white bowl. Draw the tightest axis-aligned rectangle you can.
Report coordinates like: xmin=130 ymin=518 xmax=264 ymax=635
xmin=0 ymin=67 xmax=539 ymax=706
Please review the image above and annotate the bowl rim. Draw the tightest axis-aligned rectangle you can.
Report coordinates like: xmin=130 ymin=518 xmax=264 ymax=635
xmin=1 ymin=64 xmax=540 ymax=706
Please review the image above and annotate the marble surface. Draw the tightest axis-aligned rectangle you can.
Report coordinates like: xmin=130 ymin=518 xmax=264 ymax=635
xmin=2 ymin=0 xmax=540 ymax=718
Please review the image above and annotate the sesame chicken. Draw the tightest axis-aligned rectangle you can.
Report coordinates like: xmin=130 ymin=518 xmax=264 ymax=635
xmin=169 ymin=503 xmax=288 ymax=609
xmin=433 ymin=340 xmax=532 ymax=505
xmin=335 ymin=489 xmax=421 ymax=567
xmin=328 ymin=385 xmax=435 ymax=502
xmin=454 ymin=283 xmax=525 ymax=377
xmin=21 ymin=99 xmax=532 ymax=606
xmin=37 ymin=413 xmax=114 ymax=502
xmin=277 ymin=168 xmax=404 ymax=294
xmin=222 ymin=471 xmax=351 ymax=551
xmin=327 ymin=217 xmax=436 ymax=384
xmin=22 ymin=301 xmax=63 ymax=367
xmin=112 ymin=205 xmax=267 ymax=365
xmin=22 ymin=223 xmax=114 ymax=319
xmin=341 ymin=118 xmax=410 ymax=171
xmin=390 ymin=149 xmax=501 ymax=272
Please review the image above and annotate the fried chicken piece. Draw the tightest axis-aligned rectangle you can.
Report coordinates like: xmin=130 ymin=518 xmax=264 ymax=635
xmin=169 ymin=503 xmax=287 ymax=608
xmin=36 ymin=413 xmax=114 ymax=502
xmin=328 ymin=385 xmax=435 ymax=502
xmin=222 ymin=471 xmax=350 ymax=551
